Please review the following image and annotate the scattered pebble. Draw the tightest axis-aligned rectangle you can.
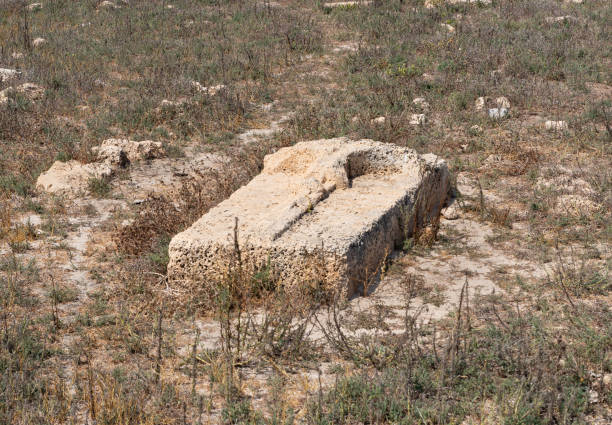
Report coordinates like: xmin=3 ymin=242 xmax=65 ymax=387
xmin=409 ymin=113 xmax=427 ymax=126
xmin=469 ymin=124 xmax=482 ymax=135
xmin=160 ymin=99 xmax=184 ymax=110
xmin=11 ymin=52 xmax=24 ymax=60
xmin=440 ymin=23 xmax=455 ymax=33
xmin=99 ymin=1 xmax=119 ymax=10
xmin=488 ymin=108 xmax=508 ymax=119
xmin=94 ymin=78 xmax=108 ymax=88
xmin=32 ymin=37 xmax=47 ymax=48
xmin=495 ymin=96 xmax=510 ymax=109
xmin=191 ymin=81 xmax=226 ymax=96
xmin=442 ymin=201 xmax=460 ymax=220
xmin=545 ymin=16 xmax=576 ymax=24
xmin=545 ymin=120 xmax=568 ymax=131
xmin=413 ymin=97 xmax=430 ymax=110
xmin=475 ymin=96 xmax=487 ymax=111
xmin=371 ymin=116 xmax=386 ymax=124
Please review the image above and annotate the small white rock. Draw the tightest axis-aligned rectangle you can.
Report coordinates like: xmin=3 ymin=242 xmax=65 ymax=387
xmin=488 ymin=108 xmax=508 ymax=119
xmin=99 ymin=1 xmax=119 ymax=9
xmin=371 ymin=116 xmax=386 ymax=124
xmin=545 ymin=16 xmax=576 ymax=24
xmin=191 ymin=81 xmax=226 ymax=96
xmin=496 ymin=96 xmax=510 ymax=109
xmin=413 ymin=97 xmax=430 ymax=110
xmin=442 ymin=202 xmax=460 ymax=220
xmin=440 ymin=23 xmax=455 ymax=33
xmin=490 ymin=69 xmax=502 ymax=79
xmin=588 ymin=390 xmax=599 ymax=404
xmin=32 ymin=38 xmax=47 ymax=48
xmin=469 ymin=124 xmax=482 ymax=135
xmin=160 ymin=99 xmax=183 ymax=110
xmin=11 ymin=52 xmax=25 ymax=60
xmin=545 ymin=120 xmax=568 ymax=131
xmin=475 ymin=96 xmax=486 ymax=111
xmin=409 ymin=114 xmax=427 ymax=126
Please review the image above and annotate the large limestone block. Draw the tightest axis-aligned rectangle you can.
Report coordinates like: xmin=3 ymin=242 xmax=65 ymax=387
xmin=167 ymin=138 xmax=450 ymax=299
xmin=36 ymin=160 xmax=113 ymax=196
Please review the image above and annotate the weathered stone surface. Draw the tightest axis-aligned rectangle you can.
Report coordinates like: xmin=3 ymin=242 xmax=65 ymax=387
xmin=92 ymin=138 xmax=164 ymax=164
xmin=37 ymin=139 xmax=164 ymax=197
xmin=168 ymin=138 xmax=450 ymax=298
xmin=36 ymin=160 xmax=113 ymax=196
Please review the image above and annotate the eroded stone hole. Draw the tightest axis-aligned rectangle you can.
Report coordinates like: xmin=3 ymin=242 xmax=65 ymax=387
xmin=345 ymin=151 xmax=371 ymax=187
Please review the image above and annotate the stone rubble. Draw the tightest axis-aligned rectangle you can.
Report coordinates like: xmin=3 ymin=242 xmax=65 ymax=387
xmin=37 ymin=139 xmax=164 ymax=197
xmin=323 ymin=1 xmax=373 ymax=8
xmin=191 ymin=81 xmax=226 ymax=96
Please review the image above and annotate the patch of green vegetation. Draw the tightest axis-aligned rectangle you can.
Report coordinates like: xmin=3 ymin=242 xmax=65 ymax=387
xmin=88 ymin=176 xmax=112 ymax=198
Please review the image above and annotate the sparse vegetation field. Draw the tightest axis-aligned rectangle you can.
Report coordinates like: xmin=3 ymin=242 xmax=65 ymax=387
xmin=1 ymin=0 xmax=610 ymax=424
